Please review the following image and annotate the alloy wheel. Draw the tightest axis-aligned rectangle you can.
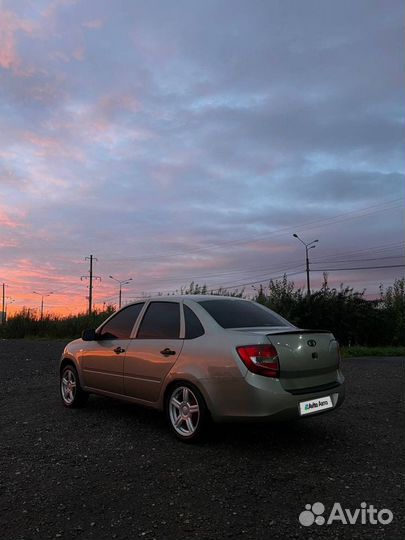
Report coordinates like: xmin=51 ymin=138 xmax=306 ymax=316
xmin=169 ymin=386 xmax=200 ymax=437
xmin=61 ymin=368 xmax=77 ymax=405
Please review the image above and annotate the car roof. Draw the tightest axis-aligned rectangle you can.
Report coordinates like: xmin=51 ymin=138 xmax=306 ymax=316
xmin=126 ymin=295 xmax=247 ymax=304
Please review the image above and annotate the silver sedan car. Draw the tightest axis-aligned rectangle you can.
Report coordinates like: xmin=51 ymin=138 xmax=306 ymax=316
xmin=60 ymin=296 xmax=345 ymax=442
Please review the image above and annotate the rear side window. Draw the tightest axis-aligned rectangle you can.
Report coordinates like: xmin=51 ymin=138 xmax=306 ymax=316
xmin=99 ymin=303 xmax=145 ymax=339
xmin=137 ymin=302 xmax=180 ymax=339
xmin=184 ymin=305 xmax=205 ymax=339
xmin=197 ymin=299 xmax=289 ymax=329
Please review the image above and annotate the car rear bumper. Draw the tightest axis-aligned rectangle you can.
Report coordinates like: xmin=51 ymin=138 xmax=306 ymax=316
xmin=200 ymin=372 xmax=345 ymax=422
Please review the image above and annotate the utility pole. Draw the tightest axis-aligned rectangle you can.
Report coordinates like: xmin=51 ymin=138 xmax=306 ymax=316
xmin=109 ymin=275 xmax=133 ymax=309
xmin=1 ymin=283 xmax=5 ymax=324
xmin=81 ymin=255 xmax=101 ymax=315
xmin=293 ymin=234 xmax=319 ymax=296
xmin=88 ymin=254 xmax=94 ymax=315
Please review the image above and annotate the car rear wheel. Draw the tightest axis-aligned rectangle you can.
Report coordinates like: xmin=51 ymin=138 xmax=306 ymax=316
xmin=60 ymin=365 xmax=88 ymax=408
xmin=166 ymin=383 xmax=208 ymax=442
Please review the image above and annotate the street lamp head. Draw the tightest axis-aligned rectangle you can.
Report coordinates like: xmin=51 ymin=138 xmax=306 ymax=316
xmin=109 ymin=275 xmax=114 ymax=279
xmin=293 ymin=233 xmax=298 ymax=238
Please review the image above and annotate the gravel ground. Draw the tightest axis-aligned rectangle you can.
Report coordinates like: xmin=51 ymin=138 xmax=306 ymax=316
xmin=0 ymin=340 xmax=404 ymax=540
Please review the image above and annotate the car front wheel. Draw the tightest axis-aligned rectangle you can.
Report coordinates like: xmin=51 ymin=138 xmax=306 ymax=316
xmin=60 ymin=364 xmax=88 ymax=408
xmin=166 ymin=383 xmax=208 ymax=442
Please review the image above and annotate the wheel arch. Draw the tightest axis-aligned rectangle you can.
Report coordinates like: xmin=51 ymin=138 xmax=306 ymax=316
xmin=163 ymin=378 xmax=210 ymax=415
xmin=59 ymin=357 xmax=86 ymax=388
xmin=59 ymin=357 xmax=89 ymax=408
xmin=60 ymin=357 xmax=77 ymax=374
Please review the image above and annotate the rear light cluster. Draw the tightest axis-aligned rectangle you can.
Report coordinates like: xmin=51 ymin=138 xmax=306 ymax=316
xmin=236 ymin=344 xmax=280 ymax=378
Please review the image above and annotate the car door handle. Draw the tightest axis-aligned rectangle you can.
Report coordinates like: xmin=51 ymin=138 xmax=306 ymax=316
xmin=113 ymin=346 xmax=125 ymax=354
xmin=160 ymin=348 xmax=176 ymax=357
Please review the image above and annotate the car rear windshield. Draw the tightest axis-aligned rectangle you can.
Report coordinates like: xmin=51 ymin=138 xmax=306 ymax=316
xmin=197 ymin=299 xmax=290 ymax=328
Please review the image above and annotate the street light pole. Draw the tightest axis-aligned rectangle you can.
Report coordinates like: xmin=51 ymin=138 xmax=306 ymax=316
xmin=109 ymin=276 xmax=133 ymax=309
xmin=293 ymin=234 xmax=319 ymax=296
xmin=33 ymin=291 xmax=53 ymax=319
xmin=305 ymin=245 xmax=310 ymax=295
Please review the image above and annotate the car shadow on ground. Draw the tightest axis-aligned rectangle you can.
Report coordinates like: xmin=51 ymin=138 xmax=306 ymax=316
xmin=79 ymin=393 xmax=345 ymax=452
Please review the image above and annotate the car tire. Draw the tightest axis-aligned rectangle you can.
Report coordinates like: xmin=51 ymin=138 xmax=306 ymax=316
xmin=165 ymin=382 xmax=208 ymax=443
xmin=60 ymin=364 xmax=89 ymax=408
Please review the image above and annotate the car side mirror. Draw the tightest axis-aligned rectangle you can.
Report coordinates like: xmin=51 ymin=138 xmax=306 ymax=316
xmin=81 ymin=328 xmax=98 ymax=341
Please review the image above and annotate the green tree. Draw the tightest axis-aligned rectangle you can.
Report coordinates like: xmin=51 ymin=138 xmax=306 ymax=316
xmin=379 ymin=278 xmax=405 ymax=346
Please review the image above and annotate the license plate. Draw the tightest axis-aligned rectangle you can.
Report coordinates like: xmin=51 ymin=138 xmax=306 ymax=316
xmin=299 ymin=395 xmax=333 ymax=416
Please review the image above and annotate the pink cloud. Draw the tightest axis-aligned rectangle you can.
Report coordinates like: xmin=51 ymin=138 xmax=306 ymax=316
xmin=23 ymin=132 xmax=60 ymax=151
xmin=72 ymin=46 xmax=85 ymax=61
xmin=51 ymin=95 xmax=151 ymax=151
xmin=0 ymin=239 xmax=18 ymax=248
xmin=22 ymin=131 xmax=85 ymax=161
xmin=42 ymin=0 xmax=79 ymax=25
xmin=244 ymin=241 xmax=292 ymax=254
xmin=0 ymin=9 xmax=36 ymax=71
xmin=0 ymin=206 xmax=24 ymax=229
xmin=48 ymin=94 xmax=146 ymax=147
xmin=82 ymin=19 xmax=103 ymax=29
xmin=98 ymin=94 xmax=142 ymax=116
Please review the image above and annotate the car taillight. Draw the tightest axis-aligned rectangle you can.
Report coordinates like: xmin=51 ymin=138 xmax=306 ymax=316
xmin=236 ymin=344 xmax=280 ymax=378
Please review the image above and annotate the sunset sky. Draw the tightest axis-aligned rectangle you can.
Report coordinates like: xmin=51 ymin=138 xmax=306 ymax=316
xmin=0 ymin=0 xmax=404 ymax=316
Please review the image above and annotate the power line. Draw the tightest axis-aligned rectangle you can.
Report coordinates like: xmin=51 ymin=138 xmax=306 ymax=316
xmin=115 ymin=251 xmax=404 ymax=293
xmin=1 ymin=202 xmax=402 ymax=296
xmin=199 ymin=269 xmax=307 ymax=292
xmin=3 ymin=249 xmax=403 ymax=308
xmin=311 ymin=255 xmax=404 ymax=264
xmin=313 ymin=264 xmax=405 ymax=271
xmin=152 ymin=264 xmax=405 ymax=293
xmin=311 ymin=242 xmax=404 ymax=262
xmin=100 ymin=198 xmax=403 ymax=262
xmin=161 ymin=262 xmax=404 ymax=294
xmin=121 ymin=262 xmax=306 ymax=289
xmin=2 ymin=201 xmax=403 ymax=309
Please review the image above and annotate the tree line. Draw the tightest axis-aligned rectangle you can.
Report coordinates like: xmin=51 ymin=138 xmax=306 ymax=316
xmin=0 ymin=276 xmax=403 ymax=346
xmin=253 ymin=275 xmax=404 ymax=347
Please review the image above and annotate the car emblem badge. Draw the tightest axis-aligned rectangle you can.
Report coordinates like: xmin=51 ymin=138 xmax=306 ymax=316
xmin=307 ymin=339 xmax=316 ymax=347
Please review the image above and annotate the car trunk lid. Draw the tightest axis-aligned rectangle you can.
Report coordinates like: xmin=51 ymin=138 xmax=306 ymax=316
xmin=266 ymin=329 xmax=340 ymax=392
